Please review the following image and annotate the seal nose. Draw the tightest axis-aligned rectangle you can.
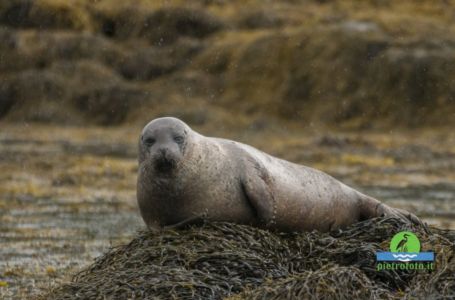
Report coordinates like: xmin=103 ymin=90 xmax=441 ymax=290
xmin=158 ymin=148 xmax=171 ymax=161
xmin=154 ymin=147 xmax=176 ymax=172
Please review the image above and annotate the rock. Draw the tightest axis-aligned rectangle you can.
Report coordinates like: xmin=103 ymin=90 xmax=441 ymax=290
xmin=141 ymin=7 xmax=224 ymax=45
xmin=0 ymin=0 xmax=93 ymax=30
xmin=236 ymin=9 xmax=284 ymax=29
xmin=119 ymin=38 xmax=203 ymax=81
xmin=1 ymin=60 xmax=150 ymax=125
xmin=95 ymin=6 xmax=224 ymax=45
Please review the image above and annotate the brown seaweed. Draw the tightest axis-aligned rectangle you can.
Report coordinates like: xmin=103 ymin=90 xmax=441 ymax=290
xmin=42 ymin=217 xmax=455 ymax=300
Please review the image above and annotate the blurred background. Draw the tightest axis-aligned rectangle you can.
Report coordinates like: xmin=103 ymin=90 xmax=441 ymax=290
xmin=0 ymin=0 xmax=454 ymax=298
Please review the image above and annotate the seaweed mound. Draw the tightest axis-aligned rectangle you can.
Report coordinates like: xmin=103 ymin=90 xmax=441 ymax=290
xmin=43 ymin=218 xmax=454 ymax=299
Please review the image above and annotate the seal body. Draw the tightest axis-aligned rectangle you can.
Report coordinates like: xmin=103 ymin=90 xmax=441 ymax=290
xmin=137 ymin=117 xmax=421 ymax=232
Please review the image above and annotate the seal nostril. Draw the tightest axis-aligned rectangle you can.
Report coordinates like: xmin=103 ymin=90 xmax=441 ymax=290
xmin=152 ymin=147 xmax=177 ymax=173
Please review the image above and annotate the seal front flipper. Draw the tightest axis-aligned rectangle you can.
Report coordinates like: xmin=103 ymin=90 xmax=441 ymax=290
xmin=163 ymin=210 xmax=208 ymax=230
xmin=241 ymin=158 xmax=276 ymax=228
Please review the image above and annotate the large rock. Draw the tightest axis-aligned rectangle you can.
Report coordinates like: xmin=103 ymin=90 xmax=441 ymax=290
xmin=96 ymin=6 xmax=224 ymax=45
xmin=0 ymin=0 xmax=93 ymax=30
xmin=1 ymin=60 xmax=150 ymax=125
xmin=218 ymin=21 xmax=455 ymax=127
xmin=119 ymin=38 xmax=203 ymax=81
xmin=0 ymin=29 xmax=126 ymax=72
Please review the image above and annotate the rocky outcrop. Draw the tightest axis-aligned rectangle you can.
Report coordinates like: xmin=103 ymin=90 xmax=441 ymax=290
xmin=1 ymin=0 xmax=454 ymax=127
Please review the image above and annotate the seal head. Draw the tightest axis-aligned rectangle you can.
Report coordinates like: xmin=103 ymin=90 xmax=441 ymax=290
xmin=139 ymin=117 xmax=189 ymax=174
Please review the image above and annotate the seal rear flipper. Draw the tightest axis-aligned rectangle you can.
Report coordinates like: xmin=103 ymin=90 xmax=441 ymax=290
xmin=241 ymin=159 xmax=277 ymax=228
xmin=359 ymin=194 xmax=427 ymax=230
xmin=358 ymin=195 xmax=402 ymax=221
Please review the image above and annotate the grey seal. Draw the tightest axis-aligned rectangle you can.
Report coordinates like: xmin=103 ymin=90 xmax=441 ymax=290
xmin=137 ymin=117 xmax=422 ymax=232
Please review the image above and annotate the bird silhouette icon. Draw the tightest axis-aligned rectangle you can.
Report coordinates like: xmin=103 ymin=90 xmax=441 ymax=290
xmin=395 ymin=233 xmax=410 ymax=252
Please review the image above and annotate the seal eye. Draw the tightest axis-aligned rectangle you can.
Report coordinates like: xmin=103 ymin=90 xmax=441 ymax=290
xmin=174 ymin=136 xmax=184 ymax=144
xmin=144 ymin=137 xmax=155 ymax=146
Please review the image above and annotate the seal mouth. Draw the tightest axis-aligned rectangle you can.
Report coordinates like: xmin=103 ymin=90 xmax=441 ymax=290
xmin=153 ymin=156 xmax=177 ymax=173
